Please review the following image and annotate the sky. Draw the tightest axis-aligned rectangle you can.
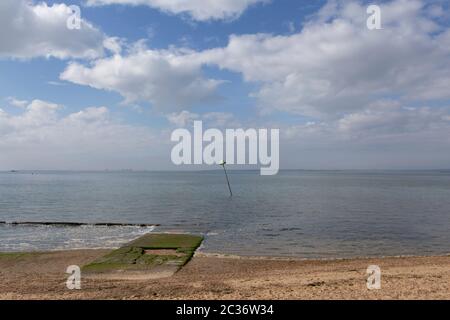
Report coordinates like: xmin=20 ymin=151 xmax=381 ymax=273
xmin=0 ymin=0 xmax=450 ymax=170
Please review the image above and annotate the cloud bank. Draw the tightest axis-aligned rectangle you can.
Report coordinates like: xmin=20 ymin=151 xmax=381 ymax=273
xmin=199 ymin=0 xmax=450 ymax=118
xmin=0 ymin=100 xmax=165 ymax=170
xmin=85 ymin=0 xmax=267 ymax=21
xmin=2 ymin=0 xmax=450 ymax=169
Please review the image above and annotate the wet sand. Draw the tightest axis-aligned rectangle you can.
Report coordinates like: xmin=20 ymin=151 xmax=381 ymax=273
xmin=0 ymin=250 xmax=449 ymax=300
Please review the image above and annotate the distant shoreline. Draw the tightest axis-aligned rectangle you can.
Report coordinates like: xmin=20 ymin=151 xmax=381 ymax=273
xmin=2 ymin=169 xmax=450 ymax=173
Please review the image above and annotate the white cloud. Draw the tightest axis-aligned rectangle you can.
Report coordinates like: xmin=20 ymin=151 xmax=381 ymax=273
xmin=103 ymin=37 xmax=124 ymax=55
xmin=278 ymin=100 xmax=450 ymax=169
xmin=199 ymin=0 xmax=450 ymax=118
xmin=337 ymin=101 xmax=450 ymax=137
xmin=0 ymin=100 xmax=60 ymax=137
xmin=6 ymin=97 xmax=28 ymax=109
xmin=47 ymin=81 xmax=67 ymax=86
xmin=3 ymin=0 xmax=450 ymax=170
xmin=61 ymin=0 xmax=450 ymax=118
xmin=0 ymin=0 xmax=106 ymax=59
xmin=0 ymin=100 xmax=165 ymax=170
xmin=85 ymin=0 xmax=267 ymax=21
xmin=281 ymin=99 xmax=450 ymax=142
xmin=202 ymin=112 xmax=235 ymax=127
xmin=60 ymin=46 xmax=224 ymax=111
xmin=166 ymin=110 xmax=235 ymax=127
xmin=166 ymin=110 xmax=199 ymax=126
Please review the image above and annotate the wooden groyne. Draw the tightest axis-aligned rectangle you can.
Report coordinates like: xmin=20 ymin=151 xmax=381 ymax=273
xmin=2 ymin=221 xmax=159 ymax=227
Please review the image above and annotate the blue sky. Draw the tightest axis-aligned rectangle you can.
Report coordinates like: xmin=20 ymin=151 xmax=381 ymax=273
xmin=1 ymin=0 xmax=450 ymax=170
xmin=0 ymin=0 xmax=326 ymax=126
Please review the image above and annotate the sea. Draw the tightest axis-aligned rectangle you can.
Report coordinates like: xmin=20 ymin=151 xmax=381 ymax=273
xmin=0 ymin=170 xmax=449 ymax=258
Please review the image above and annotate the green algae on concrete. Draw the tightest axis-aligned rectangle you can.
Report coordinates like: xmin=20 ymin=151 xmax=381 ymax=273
xmin=82 ymin=233 xmax=203 ymax=274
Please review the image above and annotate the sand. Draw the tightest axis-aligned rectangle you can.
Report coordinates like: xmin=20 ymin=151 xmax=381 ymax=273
xmin=0 ymin=250 xmax=449 ymax=300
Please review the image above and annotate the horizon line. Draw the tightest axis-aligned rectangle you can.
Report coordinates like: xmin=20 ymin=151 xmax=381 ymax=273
xmin=2 ymin=168 xmax=450 ymax=173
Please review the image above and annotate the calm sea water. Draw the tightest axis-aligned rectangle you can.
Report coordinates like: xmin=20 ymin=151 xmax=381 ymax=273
xmin=0 ymin=170 xmax=449 ymax=258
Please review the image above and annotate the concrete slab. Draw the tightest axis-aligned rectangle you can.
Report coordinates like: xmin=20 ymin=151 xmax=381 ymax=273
xmin=82 ymin=233 xmax=203 ymax=279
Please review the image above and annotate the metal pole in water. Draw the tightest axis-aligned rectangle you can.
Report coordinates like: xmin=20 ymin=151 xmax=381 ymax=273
xmin=220 ymin=160 xmax=232 ymax=197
